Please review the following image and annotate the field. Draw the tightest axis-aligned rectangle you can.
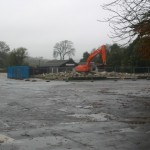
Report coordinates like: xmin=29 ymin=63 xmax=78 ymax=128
xmin=0 ymin=73 xmax=150 ymax=150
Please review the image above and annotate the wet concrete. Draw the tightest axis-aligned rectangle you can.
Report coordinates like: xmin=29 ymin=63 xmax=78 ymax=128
xmin=0 ymin=73 xmax=150 ymax=150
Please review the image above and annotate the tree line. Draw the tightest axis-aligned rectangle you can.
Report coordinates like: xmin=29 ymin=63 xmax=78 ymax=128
xmin=0 ymin=40 xmax=76 ymax=69
xmin=0 ymin=41 xmax=28 ymax=68
xmin=0 ymin=38 xmax=150 ymax=70
xmin=80 ymin=41 xmax=150 ymax=68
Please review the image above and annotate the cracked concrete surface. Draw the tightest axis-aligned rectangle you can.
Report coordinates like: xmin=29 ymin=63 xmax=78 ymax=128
xmin=0 ymin=73 xmax=150 ymax=150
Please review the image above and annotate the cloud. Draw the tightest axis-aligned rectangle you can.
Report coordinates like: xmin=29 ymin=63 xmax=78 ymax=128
xmin=0 ymin=0 xmax=112 ymax=60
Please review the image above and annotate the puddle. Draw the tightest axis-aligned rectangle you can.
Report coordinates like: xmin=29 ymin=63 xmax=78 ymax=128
xmin=76 ymin=105 xmax=93 ymax=109
xmin=84 ymin=106 xmax=93 ymax=109
xmin=69 ymin=112 xmax=112 ymax=121
xmin=58 ymin=108 xmax=68 ymax=112
xmin=13 ymin=135 xmax=71 ymax=149
xmin=119 ymin=118 xmax=150 ymax=124
xmin=119 ymin=128 xmax=136 ymax=133
xmin=0 ymin=103 xmax=7 ymax=108
xmin=60 ymin=122 xmax=81 ymax=125
xmin=0 ymin=120 xmax=9 ymax=128
xmin=76 ymin=105 xmax=83 ymax=108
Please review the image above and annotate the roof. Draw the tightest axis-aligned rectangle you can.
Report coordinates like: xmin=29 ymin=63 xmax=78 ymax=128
xmin=79 ymin=61 xmax=95 ymax=65
xmin=44 ymin=59 xmax=77 ymax=67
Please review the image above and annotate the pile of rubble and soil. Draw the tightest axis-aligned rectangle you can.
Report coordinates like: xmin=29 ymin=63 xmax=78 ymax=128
xmin=34 ymin=71 xmax=150 ymax=81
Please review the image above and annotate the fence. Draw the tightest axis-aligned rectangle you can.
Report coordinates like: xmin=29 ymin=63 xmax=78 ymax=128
xmin=30 ymin=66 xmax=150 ymax=75
xmin=7 ymin=66 xmax=150 ymax=79
xmin=102 ymin=66 xmax=150 ymax=74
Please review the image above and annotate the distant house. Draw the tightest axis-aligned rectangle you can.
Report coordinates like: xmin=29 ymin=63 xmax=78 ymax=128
xmin=29 ymin=59 xmax=77 ymax=75
xmin=43 ymin=59 xmax=77 ymax=73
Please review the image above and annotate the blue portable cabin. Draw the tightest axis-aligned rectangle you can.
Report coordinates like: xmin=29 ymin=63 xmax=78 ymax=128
xmin=7 ymin=66 xmax=30 ymax=79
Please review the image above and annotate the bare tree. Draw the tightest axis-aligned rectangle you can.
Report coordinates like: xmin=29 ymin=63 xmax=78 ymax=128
xmin=53 ymin=40 xmax=75 ymax=60
xmin=100 ymin=0 xmax=150 ymax=44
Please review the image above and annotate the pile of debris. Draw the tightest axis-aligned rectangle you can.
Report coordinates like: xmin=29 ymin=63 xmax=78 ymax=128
xmin=34 ymin=72 xmax=74 ymax=80
xmin=34 ymin=71 xmax=150 ymax=80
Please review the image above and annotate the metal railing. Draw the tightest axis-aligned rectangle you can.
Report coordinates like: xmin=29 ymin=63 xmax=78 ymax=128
xmin=102 ymin=66 xmax=150 ymax=74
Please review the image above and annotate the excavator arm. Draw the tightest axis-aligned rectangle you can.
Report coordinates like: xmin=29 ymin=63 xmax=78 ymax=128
xmin=75 ymin=45 xmax=106 ymax=72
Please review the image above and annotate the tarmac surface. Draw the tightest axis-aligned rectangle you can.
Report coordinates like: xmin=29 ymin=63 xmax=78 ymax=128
xmin=0 ymin=73 xmax=150 ymax=150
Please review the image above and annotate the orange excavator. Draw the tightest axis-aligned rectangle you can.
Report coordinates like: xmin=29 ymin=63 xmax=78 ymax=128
xmin=75 ymin=45 xmax=106 ymax=72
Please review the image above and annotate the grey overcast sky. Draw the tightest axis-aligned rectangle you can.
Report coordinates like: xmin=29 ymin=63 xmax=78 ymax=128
xmin=0 ymin=0 xmax=113 ymax=60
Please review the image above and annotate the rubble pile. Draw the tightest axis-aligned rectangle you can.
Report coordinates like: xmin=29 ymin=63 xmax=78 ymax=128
xmin=34 ymin=71 xmax=150 ymax=80
xmin=35 ymin=72 xmax=74 ymax=80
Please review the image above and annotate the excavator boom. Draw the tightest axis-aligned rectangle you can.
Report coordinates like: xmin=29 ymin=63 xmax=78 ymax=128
xmin=75 ymin=45 xmax=106 ymax=72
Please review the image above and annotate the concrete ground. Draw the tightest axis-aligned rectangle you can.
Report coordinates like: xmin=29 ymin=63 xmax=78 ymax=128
xmin=0 ymin=73 xmax=150 ymax=150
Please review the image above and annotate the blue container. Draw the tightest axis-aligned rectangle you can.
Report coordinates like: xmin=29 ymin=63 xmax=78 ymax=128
xmin=7 ymin=66 xmax=29 ymax=79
